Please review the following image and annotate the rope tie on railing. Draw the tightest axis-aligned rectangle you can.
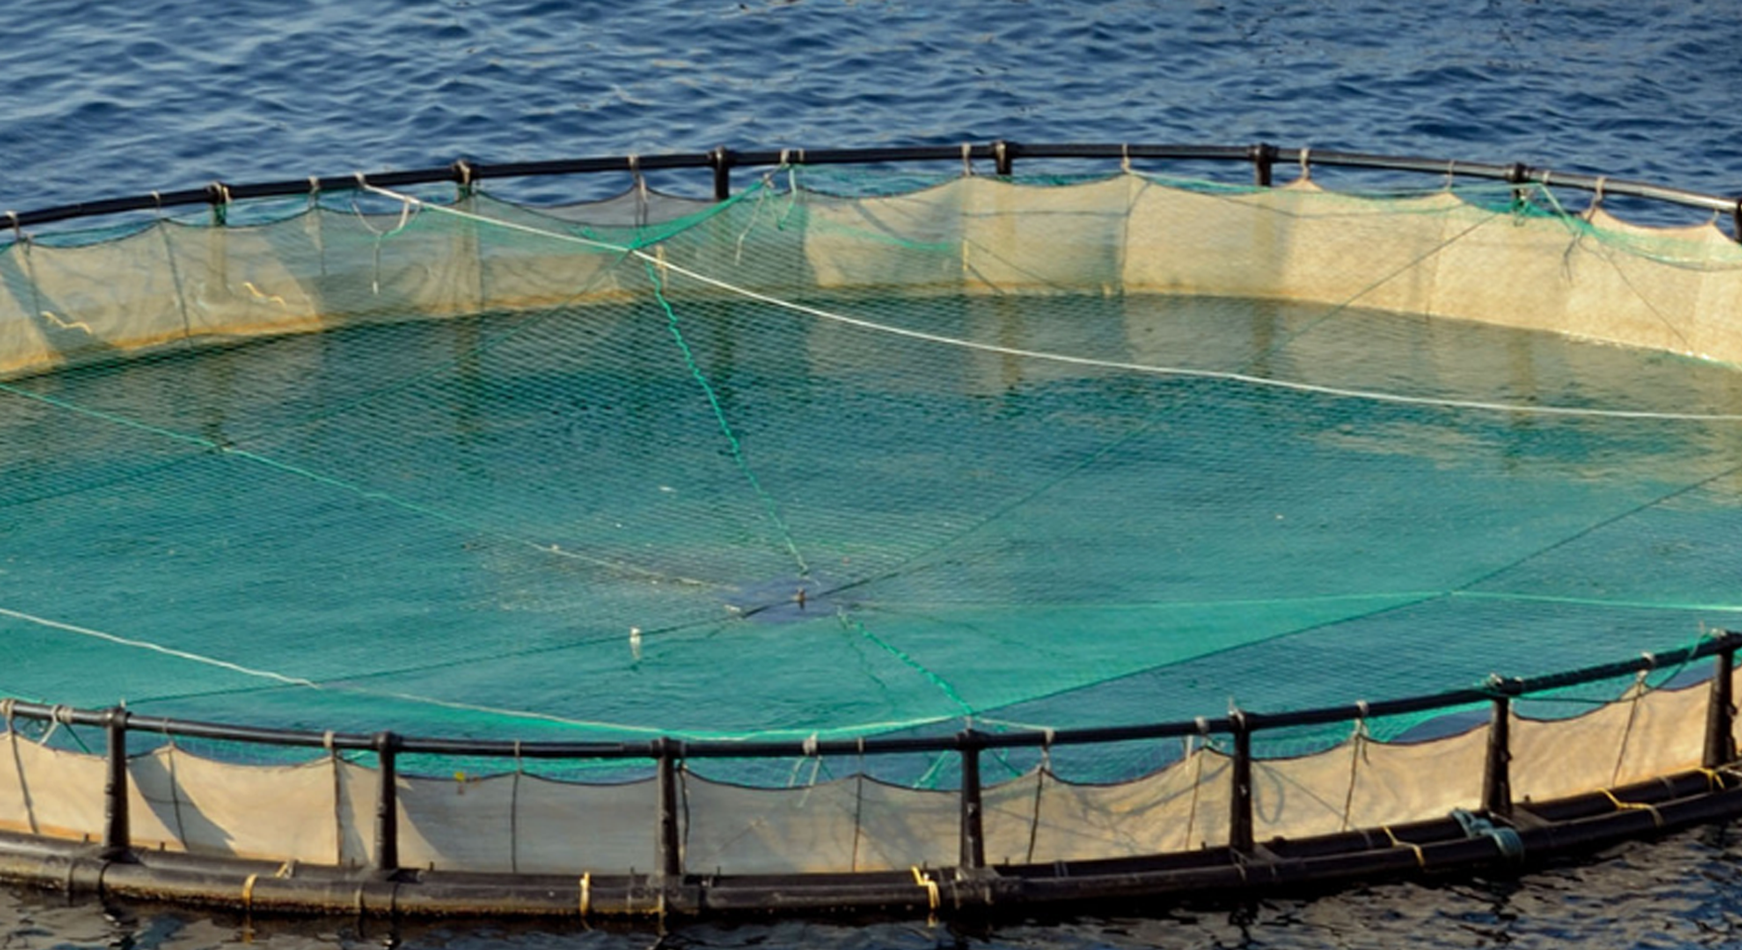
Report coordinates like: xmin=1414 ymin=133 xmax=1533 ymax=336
xmin=1452 ymin=808 xmax=1524 ymax=860
xmin=307 ymin=176 xmax=321 ymax=209
xmin=241 ymin=872 xmax=258 ymax=912
xmin=961 ymin=143 xmax=974 ymax=177
xmin=578 ymin=871 xmax=591 ymax=918
xmin=510 ymin=740 xmax=522 ymax=874
xmin=994 ymin=140 xmax=1008 ymax=175
xmin=454 ymin=158 xmax=475 ymax=199
xmin=910 ymin=865 xmax=940 ymax=913
xmin=161 ymin=720 xmax=188 ymax=847
xmin=850 ymin=736 xmax=866 ymax=871
xmin=210 ymin=182 xmax=231 ymax=226
xmin=1599 ymin=788 xmax=1664 ymax=828
xmin=1298 ymin=146 xmax=1312 ymax=182
xmin=1381 ymin=825 xmax=1426 ymax=868
xmin=1340 ymin=705 xmax=1370 ymax=832
xmin=1120 ymin=144 xmax=1132 ymax=174
xmin=1443 ymin=158 xmax=1458 ymax=190
xmin=322 ymin=730 xmax=346 ymax=866
xmin=5 ymin=210 xmax=21 ymax=244
xmin=628 ymin=154 xmax=649 ymax=227
xmin=1611 ymin=661 xmax=1654 ymax=787
xmin=1025 ymin=728 xmax=1054 ymax=863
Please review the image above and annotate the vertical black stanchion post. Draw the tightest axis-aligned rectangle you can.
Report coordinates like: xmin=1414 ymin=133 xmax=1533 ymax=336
xmin=101 ymin=708 xmax=130 ymax=861
xmin=1229 ymin=712 xmax=1254 ymax=853
xmin=958 ymin=730 xmax=986 ymax=872
xmin=1482 ymin=695 xmax=1513 ymax=818
xmin=655 ymin=738 xmax=683 ymax=884
xmin=711 ymin=147 xmax=733 ymax=202
xmin=1249 ymin=143 xmax=1275 ymax=187
xmin=1704 ymin=638 xmax=1737 ymax=769
xmin=373 ymin=731 xmax=400 ymax=873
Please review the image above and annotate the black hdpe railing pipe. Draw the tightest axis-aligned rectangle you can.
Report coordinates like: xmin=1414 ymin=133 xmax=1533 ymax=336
xmin=65 ymin=632 xmax=1742 ymax=877
xmin=5 ymin=141 xmax=1738 ymax=233
xmin=31 ymin=630 xmax=1742 ymax=768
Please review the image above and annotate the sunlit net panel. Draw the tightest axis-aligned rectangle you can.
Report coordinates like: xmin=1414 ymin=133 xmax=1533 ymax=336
xmin=1251 ymin=726 xmax=1489 ymax=842
xmin=0 ymin=732 xmax=106 ymax=841
xmin=398 ymin=772 xmax=657 ymax=874
xmin=1511 ymin=678 xmax=1710 ymax=805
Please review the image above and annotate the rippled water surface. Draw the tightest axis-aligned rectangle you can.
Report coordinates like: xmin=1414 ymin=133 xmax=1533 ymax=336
xmin=4 ymin=0 xmax=1742 ymax=947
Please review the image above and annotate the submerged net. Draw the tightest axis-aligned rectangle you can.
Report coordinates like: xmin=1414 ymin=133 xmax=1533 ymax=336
xmin=2 ymin=164 xmax=1742 ymax=786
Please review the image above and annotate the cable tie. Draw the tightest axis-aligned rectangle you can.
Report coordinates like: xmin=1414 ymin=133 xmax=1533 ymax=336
xmin=1444 ymin=158 xmax=1457 ymax=190
xmin=1195 ymin=715 xmax=1210 ymax=736
xmin=1593 ymin=175 xmax=1608 ymax=207
xmin=779 ymin=148 xmax=790 ymax=167
xmin=1299 ymin=146 xmax=1312 ymax=180
xmin=962 ymin=142 xmax=973 ymax=177
xmin=803 ymin=732 xmax=818 ymax=758
xmin=321 ymin=730 xmax=335 ymax=754
xmin=994 ymin=139 xmax=1008 ymax=174
xmin=1121 ymin=143 xmax=1132 ymax=174
xmin=579 ymin=872 xmax=591 ymax=917
xmin=6 ymin=210 xmax=22 ymax=244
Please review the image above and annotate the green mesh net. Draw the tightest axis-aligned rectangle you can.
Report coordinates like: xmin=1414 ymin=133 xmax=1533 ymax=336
xmin=2 ymin=166 xmax=1742 ymax=787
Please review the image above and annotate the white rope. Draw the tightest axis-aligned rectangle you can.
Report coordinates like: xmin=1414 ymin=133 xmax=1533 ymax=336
xmin=358 ymin=183 xmax=1742 ymax=424
xmin=0 ymin=605 xmax=320 ymax=689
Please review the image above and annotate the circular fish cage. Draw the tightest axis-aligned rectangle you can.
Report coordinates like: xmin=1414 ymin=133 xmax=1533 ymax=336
xmin=2 ymin=143 xmax=1742 ymax=918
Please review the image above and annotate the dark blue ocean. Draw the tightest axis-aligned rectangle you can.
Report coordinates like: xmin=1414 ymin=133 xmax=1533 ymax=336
xmin=5 ymin=1 xmax=1742 ymax=947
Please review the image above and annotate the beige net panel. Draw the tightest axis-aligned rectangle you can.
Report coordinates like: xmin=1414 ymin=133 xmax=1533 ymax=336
xmin=4 ymin=173 xmax=1742 ymax=379
xmin=0 ymin=675 xmax=1715 ymax=874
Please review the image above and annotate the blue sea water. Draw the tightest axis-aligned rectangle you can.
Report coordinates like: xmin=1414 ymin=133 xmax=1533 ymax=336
xmin=5 ymin=0 xmax=1742 ymax=947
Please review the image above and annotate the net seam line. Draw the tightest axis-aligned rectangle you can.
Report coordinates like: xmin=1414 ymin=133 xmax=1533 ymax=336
xmin=360 ymin=184 xmax=1742 ymax=425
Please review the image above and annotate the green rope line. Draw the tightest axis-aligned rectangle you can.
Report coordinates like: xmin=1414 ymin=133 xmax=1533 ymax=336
xmin=836 ymin=611 xmax=974 ymax=720
xmin=642 ymin=257 xmax=810 ymax=577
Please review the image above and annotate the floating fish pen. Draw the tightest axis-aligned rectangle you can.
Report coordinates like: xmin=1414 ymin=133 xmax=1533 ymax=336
xmin=3 ymin=142 xmax=1742 ymax=919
